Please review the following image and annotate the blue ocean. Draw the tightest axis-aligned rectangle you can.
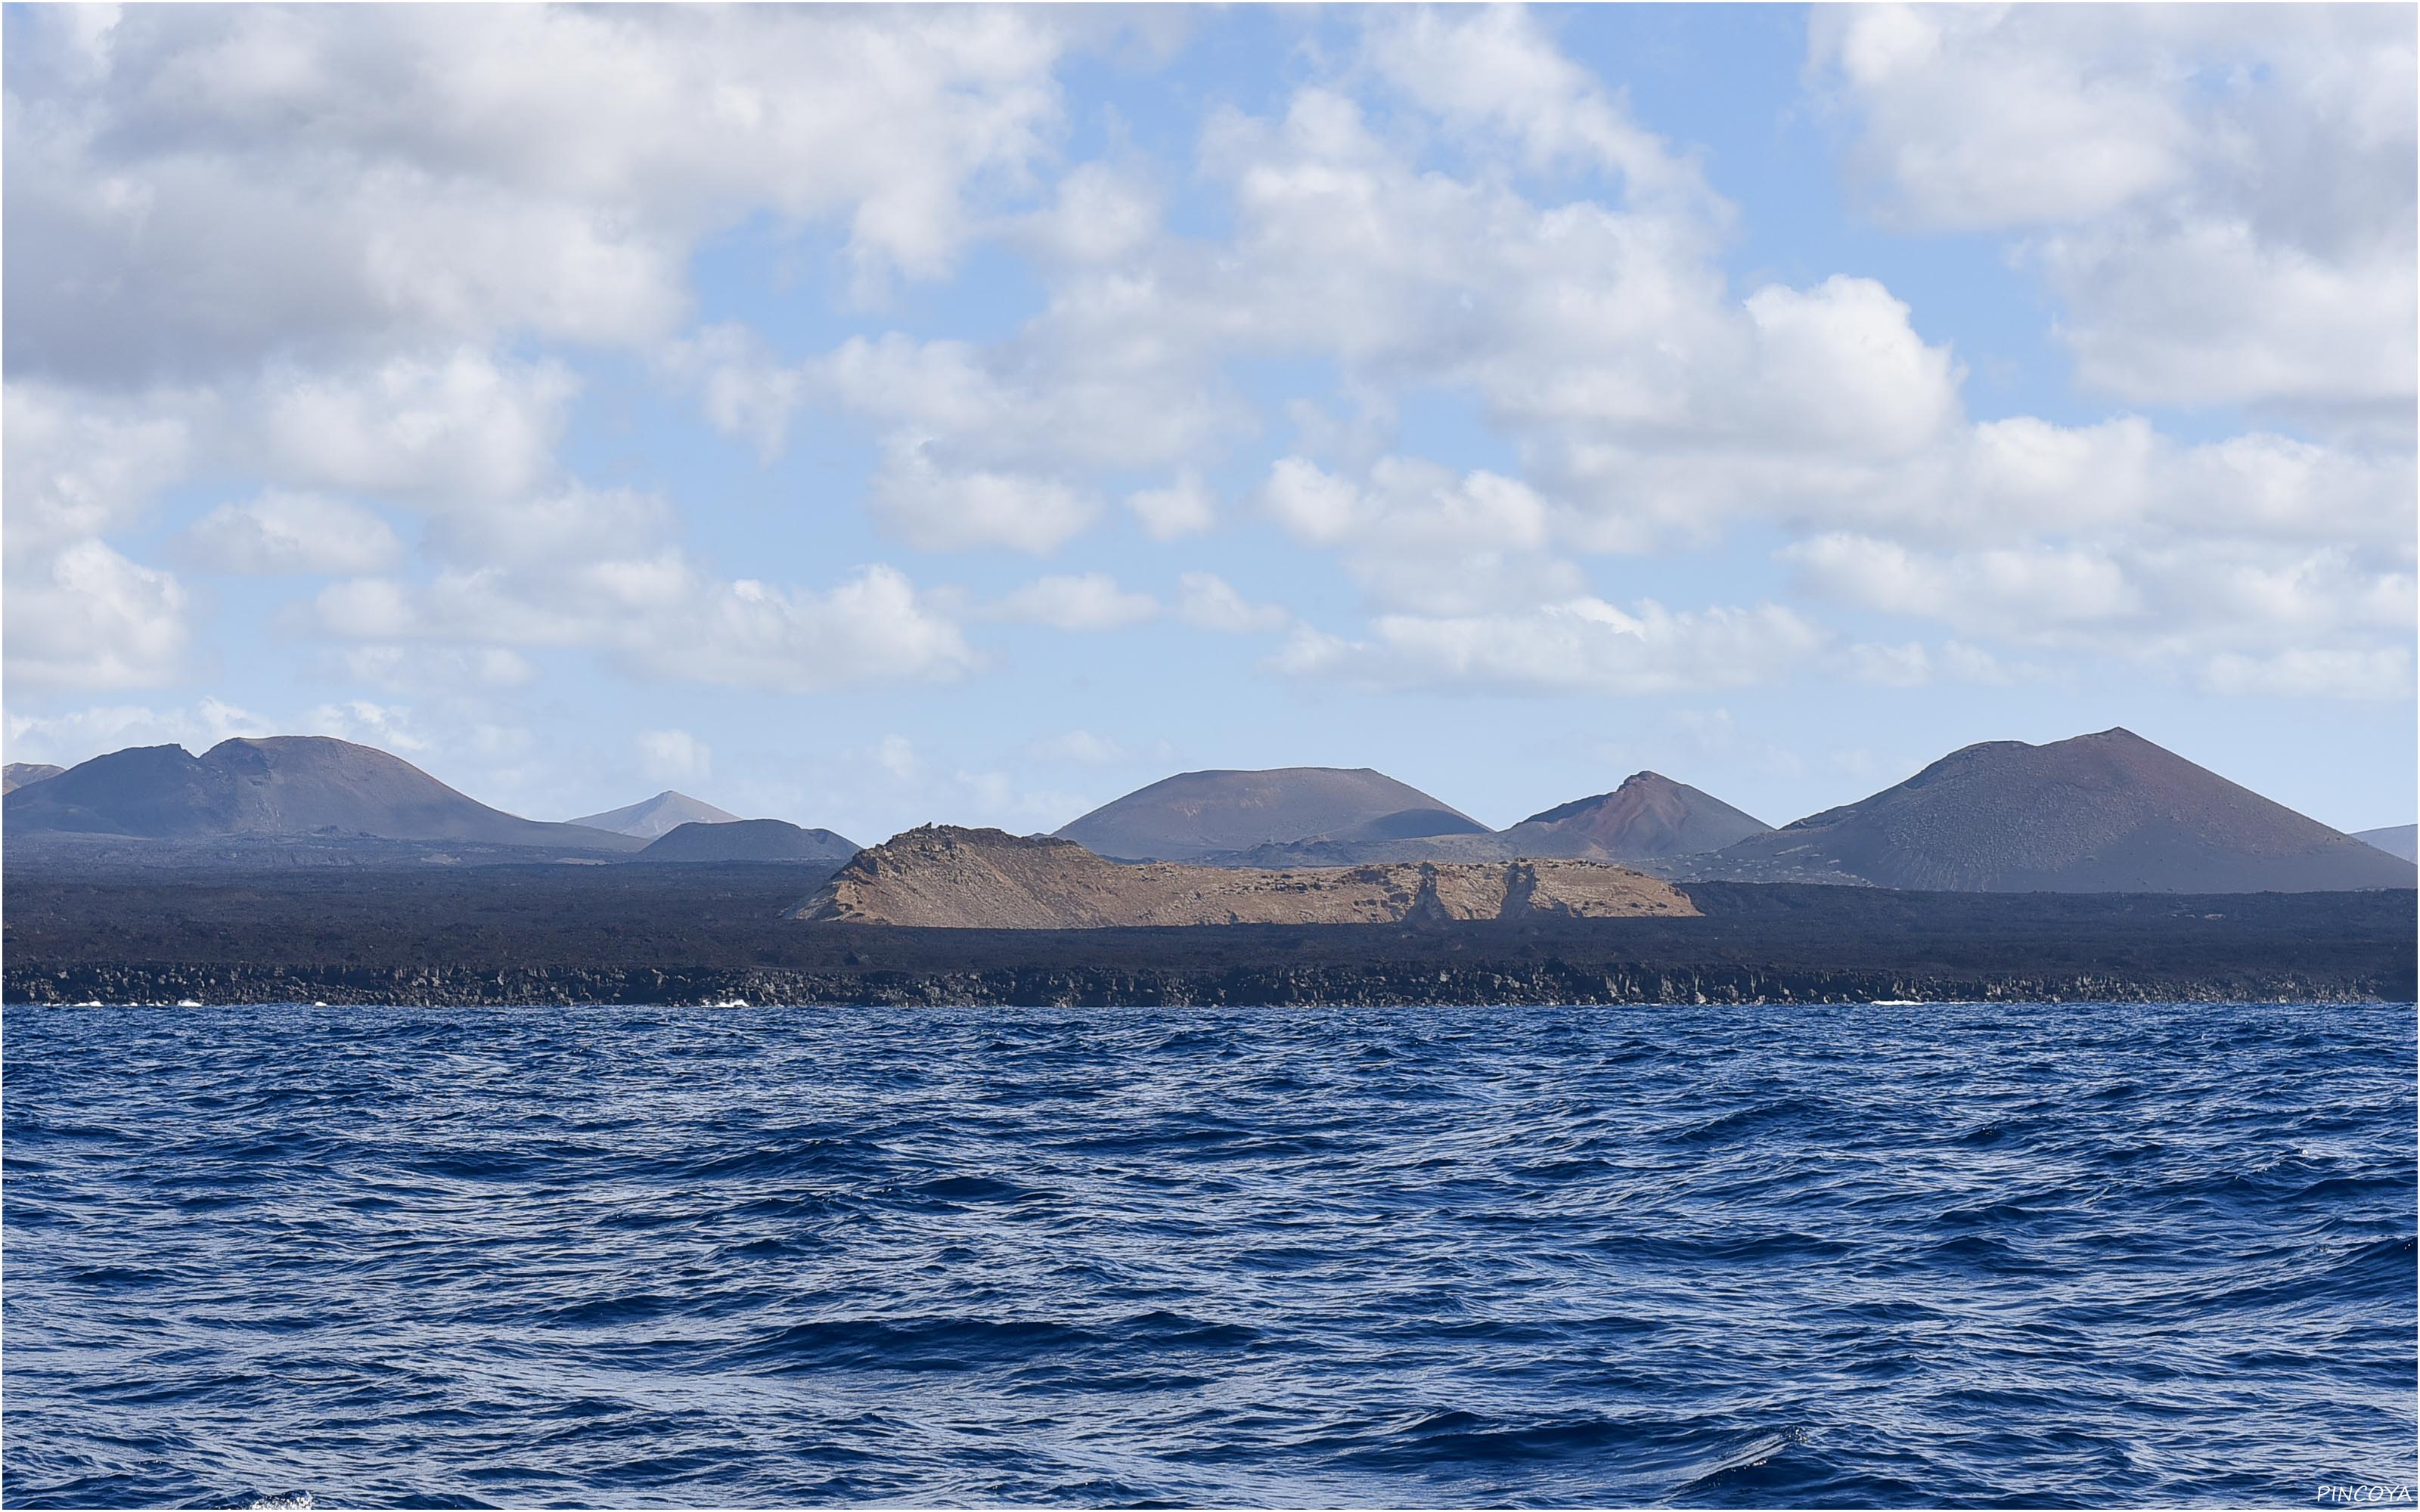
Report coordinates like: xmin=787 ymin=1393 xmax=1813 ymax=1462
xmin=4 ymin=1001 xmax=2412 ymax=1507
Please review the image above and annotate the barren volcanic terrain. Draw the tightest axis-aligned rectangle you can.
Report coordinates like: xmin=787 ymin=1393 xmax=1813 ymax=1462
xmin=796 ymin=826 xmax=1695 ymax=928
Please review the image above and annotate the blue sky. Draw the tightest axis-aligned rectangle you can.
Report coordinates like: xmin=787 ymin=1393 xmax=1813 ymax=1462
xmin=5 ymin=4 xmax=2413 ymax=840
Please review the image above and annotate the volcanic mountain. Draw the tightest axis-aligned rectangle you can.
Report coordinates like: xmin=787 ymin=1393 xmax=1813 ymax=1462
xmin=2354 ymin=825 xmax=2418 ymax=863
xmin=637 ymin=818 xmax=859 ymax=864
xmin=3 ymin=737 xmax=638 ymax=851
xmin=3 ymin=762 xmax=64 ymax=795
xmin=1055 ymin=767 xmax=1485 ymax=862
xmin=1502 ymin=772 xmax=1770 ymax=863
xmin=569 ymin=790 xmax=741 ymax=838
xmin=795 ymin=826 xmax=1694 ymax=928
xmin=1705 ymin=727 xmax=2415 ymax=892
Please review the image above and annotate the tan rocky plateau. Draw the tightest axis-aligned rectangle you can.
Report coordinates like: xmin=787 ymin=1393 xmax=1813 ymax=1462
xmin=792 ymin=825 xmax=1699 ymax=928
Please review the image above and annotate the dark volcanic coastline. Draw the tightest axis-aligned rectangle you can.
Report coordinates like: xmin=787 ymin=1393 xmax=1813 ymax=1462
xmin=5 ymin=862 xmax=2409 ymax=1007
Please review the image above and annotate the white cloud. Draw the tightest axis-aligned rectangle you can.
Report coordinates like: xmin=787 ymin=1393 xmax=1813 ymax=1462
xmin=301 ymin=699 xmax=427 ymax=752
xmin=336 ymin=644 xmax=537 ymax=693
xmin=1365 ymin=6 xmax=1716 ymax=205
xmin=2202 ymin=647 xmax=2415 ymax=702
xmin=422 ymin=485 xmax=676 ymax=572
xmin=1019 ymin=161 xmax=1163 ymax=267
xmin=1276 ymin=598 xmax=1828 ymax=696
xmin=1839 ymin=639 xmax=2015 ymax=689
xmin=1261 ymin=455 xmax=1585 ymax=613
xmin=178 ymin=491 xmax=403 ymax=575
xmin=1809 ymin=4 xmax=2417 ymax=423
xmin=313 ymin=561 xmax=981 ymax=696
xmin=987 ymin=572 xmax=1159 ymax=631
xmin=1125 ymin=472 xmax=1218 ymax=539
xmin=2 ymin=382 xmax=193 ymax=559
xmin=664 ymin=324 xmax=808 ymax=464
xmin=637 ymin=728 xmax=712 ymax=785
xmin=1785 ymin=534 xmax=2145 ymax=640
xmin=876 ymin=733 xmax=920 ymax=781
xmin=627 ymin=567 xmax=984 ymax=695
xmin=4 ymin=696 xmax=267 ymax=766
xmin=867 ymin=437 xmax=1098 ymax=554
xmin=257 ymin=349 xmax=575 ymax=503
xmin=5 ymin=540 xmax=191 ymax=689
xmin=1176 ymin=572 xmax=1289 ymax=635
xmin=1028 ymin=730 xmax=1147 ymax=766
xmin=5 ymin=5 xmax=2405 ymax=717
xmin=5 ymin=5 xmax=1087 ymax=386
xmin=1787 ymin=531 xmax=2414 ymax=691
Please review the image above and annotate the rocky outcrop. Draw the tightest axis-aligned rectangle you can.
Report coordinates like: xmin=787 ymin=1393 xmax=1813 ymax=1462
xmin=793 ymin=826 xmax=1696 ymax=928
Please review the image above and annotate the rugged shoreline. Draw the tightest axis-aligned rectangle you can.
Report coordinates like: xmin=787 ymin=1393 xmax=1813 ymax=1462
xmin=5 ymin=960 xmax=2404 ymax=1008
xmin=8 ymin=863 xmax=2411 ymax=1008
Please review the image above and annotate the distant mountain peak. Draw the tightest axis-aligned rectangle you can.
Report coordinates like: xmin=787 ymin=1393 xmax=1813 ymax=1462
xmin=569 ymin=790 xmax=742 ymax=839
xmin=2 ymin=761 xmax=64 ymax=795
xmin=1055 ymin=766 xmax=1481 ymax=862
xmin=4 ymin=734 xmax=635 ymax=853
xmin=637 ymin=818 xmax=859 ymax=864
xmin=1511 ymin=772 xmax=1770 ymax=862
xmin=1707 ymin=727 xmax=2414 ymax=893
xmin=2353 ymin=824 xmax=2418 ymax=863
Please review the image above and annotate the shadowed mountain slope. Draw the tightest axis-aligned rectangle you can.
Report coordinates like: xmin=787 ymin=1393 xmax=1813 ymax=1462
xmin=1505 ymin=772 xmax=1770 ymax=862
xmin=796 ymin=826 xmax=1694 ymax=928
xmin=638 ymin=819 xmax=858 ymax=864
xmin=1055 ymin=767 xmax=1485 ymax=861
xmin=2354 ymin=825 xmax=2418 ymax=863
xmin=3 ymin=737 xmax=638 ymax=852
xmin=1177 ymin=773 xmax=1768 ymax=872
xmin=569 ymin=790 xmax=741 ymax=838
xmin=1705 ymin=728 xmax=2414 ymax=892
xmin=4 ymin=763 xmax=64 ymax=795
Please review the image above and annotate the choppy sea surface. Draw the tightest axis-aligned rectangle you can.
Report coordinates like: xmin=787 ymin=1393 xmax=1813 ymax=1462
xmin=4 ymin=1001 xmax=2413 ymax=1508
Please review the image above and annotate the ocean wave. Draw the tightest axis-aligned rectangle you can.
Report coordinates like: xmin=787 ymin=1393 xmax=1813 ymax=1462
xmin=4 ymin=999 xmax=2411 ymax=1507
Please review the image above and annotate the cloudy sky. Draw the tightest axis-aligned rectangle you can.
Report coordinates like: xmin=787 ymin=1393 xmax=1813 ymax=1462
xmin=5 ymin=3 xmax=2413 ymax=840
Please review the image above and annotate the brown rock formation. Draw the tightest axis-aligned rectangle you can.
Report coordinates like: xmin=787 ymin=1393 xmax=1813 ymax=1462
xmin=793 ymin=826 xmax=1697 ymax=928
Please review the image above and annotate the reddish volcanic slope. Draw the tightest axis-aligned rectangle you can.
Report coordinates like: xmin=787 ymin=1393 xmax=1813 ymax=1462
xmin=1711 ymin=728 xmax=2415 ymax=893
xmin=1506 ymin=772 xmax=1770 ymax=862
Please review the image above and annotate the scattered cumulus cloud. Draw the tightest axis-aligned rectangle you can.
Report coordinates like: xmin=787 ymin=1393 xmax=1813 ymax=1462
xmin=4 ymin=696 xmax=267 ymax=766
xmin=636 ymin=728 xmax=712 ymax=785
xmin=1275 ymin=598 xmax=1829 ymax=696
xmin=986 ymin=573 xmax=1159 ymax=631
xmin=1 ymin=1 xmax=2407 ymax=749
xmin=1808 ymin=3 xmax=2417 ymax=427
xmin=5 ymin=539 xmax=191 ymax=690
xmin=1175 ymin=572 xmax=1289 ymax=635
xmin=177 ymin=492 xmax=403 ymax=575
xmin=1125 ymin=473 xmax=1218 ymax=540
